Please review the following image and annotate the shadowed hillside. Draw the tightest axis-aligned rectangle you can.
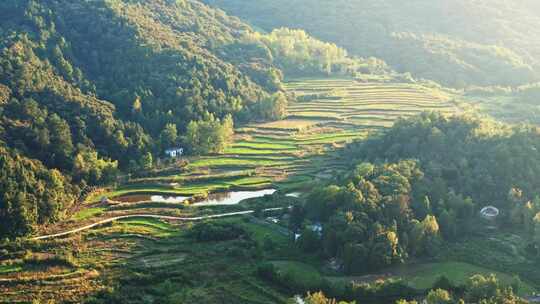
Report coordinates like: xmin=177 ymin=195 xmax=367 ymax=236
xmin=203 ymin=0 xmax=540 ymax=87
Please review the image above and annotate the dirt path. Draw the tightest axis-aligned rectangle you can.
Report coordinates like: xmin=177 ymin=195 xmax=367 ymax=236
xmin=31 ymin=207 xmax=286 ymax=241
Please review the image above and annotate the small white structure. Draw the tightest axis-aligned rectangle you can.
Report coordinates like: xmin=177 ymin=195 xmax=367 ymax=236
xmin=266 ymin=217 xmax=280 ymax=224
xmin=165 ymin=147 xmax=184 ymax=158
xmin=308 ymin=222 xmax=323 ymax=236
xmin=480 ymin=206 xmax=500 ymax=220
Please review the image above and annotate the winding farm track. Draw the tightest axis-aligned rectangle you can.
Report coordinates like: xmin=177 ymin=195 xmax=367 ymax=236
xmin=31 ymin=207 xmax=286 ymax=241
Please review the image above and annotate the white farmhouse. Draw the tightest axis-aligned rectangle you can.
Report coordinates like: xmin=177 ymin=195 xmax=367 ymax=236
xmin=165 ymin=147 xmax=184 ymax=158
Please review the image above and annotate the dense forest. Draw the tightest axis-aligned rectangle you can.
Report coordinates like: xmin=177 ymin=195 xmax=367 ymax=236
xmin=203 ymin=0 xmax=540 ymax=87
xmin=294 ymin=113 xmax=540 ymax=274
xmin=0 ymin=0 xmax=273 ymax=238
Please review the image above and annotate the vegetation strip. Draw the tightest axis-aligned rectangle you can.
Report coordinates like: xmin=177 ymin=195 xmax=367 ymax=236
xmin=31 ymin=207 xmax=287 ymax=241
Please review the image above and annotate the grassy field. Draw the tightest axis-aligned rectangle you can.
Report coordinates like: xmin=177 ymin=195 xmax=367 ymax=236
xmin=395 ymin=262 xmax=536 ymax=295
xmin=280 ymin=260 xmax=537 ymax=297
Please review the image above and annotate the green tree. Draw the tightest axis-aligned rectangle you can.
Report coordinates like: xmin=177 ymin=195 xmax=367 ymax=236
xmin=48 ymin=114 xmax=74 ymax=168
xmin=185 ymin=113 xmax=234 ymax=155
xmin=132 ymin=96 xmax=142 ymax=115
xmin=426 ymin=289 xmax=452 ymax=304
xmin=301 ymin=291 xmax=354 ymax=304
xmin=413 ymin=196 xmax=432 ymax=220
xmin=140 ymin=152 xmax=153 ymax=170
xmin=160 ymin=123 xmax=178 ymax=149
xmin=256 ymin=92 xmax=288 ymax=120
xmin=72 ymin=148 xmax=118 ymax=185
xmin=263 ymin=234 xmax=275 ymax=251
xmin=438 ymin=209 xmax=456 ymax=240
xmin=534 ymin=213 xmax=540 ymax=256
xmin=465 ymin=274 xmax=499 ymax=303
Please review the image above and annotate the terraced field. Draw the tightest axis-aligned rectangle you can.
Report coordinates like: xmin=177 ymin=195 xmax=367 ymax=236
xmin=89 ymin=78 xmax=456 ymax=202
xmin=286 ymin=79 xmax=454 ymax=126
xmin=0 ymin=78 xmax=460 ymax=303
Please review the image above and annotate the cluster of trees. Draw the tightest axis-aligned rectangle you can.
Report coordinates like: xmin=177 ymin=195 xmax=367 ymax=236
xmin=243 ymin=28 xmax=390 ymax=77
xmin=203 ymin=0 xmax=540 ymax=87
xmin=0 ymin=145 xmax=76 ymax=237
xmin=185 ymin=113 xmax=234 ymax=155
xmin=357 ymin=112 xmax=540 ymax=212
xmin=399 ymin=274 xmax=527 ymax=304
xmin=289 ymin=292 xmax=353 ymax=304
xmin=291 ymin=274 xmax=527 ymax=304
xmin=291 ymin=113 xmax=540 ymax=273
xmin=293 ymin=161 xmax=444 ymax=273
xmin=253 ymin=92 xmax=288 ymax=120
xmin=509 ymin=189 xmax=540 ymax=257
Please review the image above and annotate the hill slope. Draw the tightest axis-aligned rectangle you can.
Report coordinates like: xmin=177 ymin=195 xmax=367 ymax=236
xmin=0 ymin=0 xmax=285 ymax=237
xmin=203 ymin=0 xmax=540 ymax=87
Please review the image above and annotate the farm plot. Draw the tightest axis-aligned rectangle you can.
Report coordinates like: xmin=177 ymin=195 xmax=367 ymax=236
xmin=2 ymin=78 xmax=461 ymax=303
xmin=88 ymin=78 xmax=457 ymax=214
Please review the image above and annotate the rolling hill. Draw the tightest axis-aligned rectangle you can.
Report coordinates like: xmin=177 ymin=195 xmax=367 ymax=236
xmin=203 ymin=0 xmax=540 ymax=87
xmin=0 ymin=0 xmax=284 ymax=237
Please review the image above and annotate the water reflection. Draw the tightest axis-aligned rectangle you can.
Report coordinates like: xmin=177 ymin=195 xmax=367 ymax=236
xmin=192 ymin=189 xmax=276 ymax=206
xmin=150 ymin=195 xmax=189 ymax=203
xmin=285 ymin=192 xmax=302 ymax=198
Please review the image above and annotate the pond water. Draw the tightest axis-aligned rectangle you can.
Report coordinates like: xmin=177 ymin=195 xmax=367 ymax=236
xmin=285 ymin=192 xmax=302 ymax=198
xmin=150 ymin=195 xmax=190 ymax=203
xmin=114 ymin=194 xmax=189 ymax=203
xmin=192 ymin=189 xmax=276 ymax=206
xmin=113 ymin=189 xmax=276 ymax=206
xmin=114 ymin=194 xmax=152 ymax=203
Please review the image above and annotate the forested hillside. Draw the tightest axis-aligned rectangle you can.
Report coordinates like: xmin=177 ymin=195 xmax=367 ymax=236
xmin=0 ymin=0 xmax=392 ymax=238
xmin=296 ymin=113 xmax=540 ymax=273
xmin=203 ymin=0 xmax=540 ymax=87
xmin=0 ymin=0 xmax=279 ymax=237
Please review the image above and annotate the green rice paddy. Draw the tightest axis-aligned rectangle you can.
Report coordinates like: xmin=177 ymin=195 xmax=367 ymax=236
xmin=89 ymin=78 xmax=456 ymax=205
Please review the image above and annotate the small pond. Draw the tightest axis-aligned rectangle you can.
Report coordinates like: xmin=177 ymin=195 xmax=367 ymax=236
xmin=113 ymin=194 xmax=189 ymax=203
xmin=285 ymin=192 xmax=303 ymax=198
xmin=113 ymin=189 xmax=276 ymax=206
xmin=192 ymin=189 xmax=276 ymax=206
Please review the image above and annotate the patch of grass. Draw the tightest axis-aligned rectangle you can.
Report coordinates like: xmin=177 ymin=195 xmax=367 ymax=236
xmin=187 ymin=157 xmax=287 ymax=169
xmin=270 ymin=260 xmax=327 ymax=291
xmin=0 ymin=264 xmax=22 ymax=274
xmin=226 ymin=176 xmax=272 ymax=186
xmin=72 ymin=207 xmax=105 ymax=220
xmin=244 ymin=222 xmax=289 ymax=244
xmin=233 ymin=141 xmax=298 ymax=150
xmin=118 ymin=218 xmax=175 ymax=231
xmin=392 ymin=261 xmax=536 ymax=296
xmin=254 ymin=119 xmax=322 ymax=131
xmin=223 ymin=147 xmax=296 ymax=155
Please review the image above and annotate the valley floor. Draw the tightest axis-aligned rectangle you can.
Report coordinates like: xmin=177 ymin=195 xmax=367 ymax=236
xmin=4 ymin=78 xmax=535 ymax=303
